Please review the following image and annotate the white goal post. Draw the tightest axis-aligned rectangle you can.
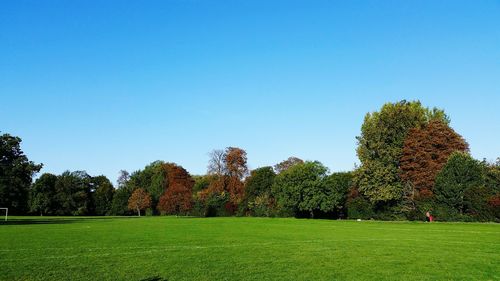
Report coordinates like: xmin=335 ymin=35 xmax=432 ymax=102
xmin=0 ymin=208 xmax=7 ymax=221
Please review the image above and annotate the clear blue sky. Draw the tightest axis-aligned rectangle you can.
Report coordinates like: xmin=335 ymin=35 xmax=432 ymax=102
xmin=1 ymin=0 xmax=499 ymax=184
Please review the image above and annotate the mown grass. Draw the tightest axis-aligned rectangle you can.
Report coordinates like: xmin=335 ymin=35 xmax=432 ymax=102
xmin=0 ymin=216 xmax=499 ymax=281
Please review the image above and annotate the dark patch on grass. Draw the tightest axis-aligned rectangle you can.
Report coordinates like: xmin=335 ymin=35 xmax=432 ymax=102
xmin=139 ymin=276 xmax=168 ymax=281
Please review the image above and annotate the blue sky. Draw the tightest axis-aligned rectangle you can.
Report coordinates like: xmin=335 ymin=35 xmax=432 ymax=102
xmin=1 ymin=0 xmax=499 ymax=183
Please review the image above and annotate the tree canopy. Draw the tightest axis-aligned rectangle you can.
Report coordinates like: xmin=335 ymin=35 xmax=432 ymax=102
xmin=128 ymin=188 xmax=152 ymax=216
xmin=400 ymin=120 xmax=469 ymax=197
xmin=355 ymin=100 xmax=449 ymax=203
xmin=0 ymin=133 xmax=42 ymax=214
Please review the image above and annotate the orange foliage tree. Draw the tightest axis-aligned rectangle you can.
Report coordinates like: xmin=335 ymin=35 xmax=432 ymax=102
xmin=199 ymin=147 xmax=248 ymax=213
xmin=224 ymin=147 xmax=248 ymax=205
xmin=128 ymin=188 xmax=152 ymax=216
xmin=156 ymin=163 xmax=194 ymax=215
xmin=399 ymin=120 xmax=469 ymax=197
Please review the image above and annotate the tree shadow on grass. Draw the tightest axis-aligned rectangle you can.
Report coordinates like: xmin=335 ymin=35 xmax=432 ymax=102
xmin=0 ymin=216 xmax=140 ymax=226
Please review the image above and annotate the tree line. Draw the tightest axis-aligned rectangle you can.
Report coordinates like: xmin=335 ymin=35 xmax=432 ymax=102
xmin=1 ymin=100 xmax=499 ymax=221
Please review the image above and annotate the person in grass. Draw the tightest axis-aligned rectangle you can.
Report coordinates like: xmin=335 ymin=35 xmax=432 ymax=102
xmin=425 ymin=211 xmax=434 ymax=222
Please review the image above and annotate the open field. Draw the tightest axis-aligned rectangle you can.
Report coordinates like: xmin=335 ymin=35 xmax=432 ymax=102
xmin=0 ymin=217 xmax=499 ymax=281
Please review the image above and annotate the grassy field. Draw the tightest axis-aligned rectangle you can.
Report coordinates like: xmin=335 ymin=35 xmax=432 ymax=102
xmin=0 ymin=217 xmax=499 ymax=281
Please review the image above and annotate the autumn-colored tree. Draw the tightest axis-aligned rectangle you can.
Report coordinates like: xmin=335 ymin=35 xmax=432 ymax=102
xmin=224 ymin=147 xmax=248 ymax=179
xmin=128 ymin=188 xmax=152 ymax=216
xmin=274 ymin=157 xmax=304 ymax=174
xmin=163 ymin=163 xmax=195 ymax=190
xmin=157 ymin=163 xmax=194 ymax=215
xmin=400 ymin=120 xmax=469 ymax=198
xmin=157 ymin=183 xmax=192 ymax=215
xmin=224 ymin=147 xmax=248 ymax=205
xmin=198 ymin=147 xmax=249 ymax=213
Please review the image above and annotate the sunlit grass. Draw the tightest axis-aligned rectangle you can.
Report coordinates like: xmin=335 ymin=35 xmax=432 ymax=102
xmin=1 ymin=216 xmax=499 ymax=280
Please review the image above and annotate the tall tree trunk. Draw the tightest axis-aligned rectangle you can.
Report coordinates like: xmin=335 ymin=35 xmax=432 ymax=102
xmin=137 ymin=207 xmax=141 ymax=217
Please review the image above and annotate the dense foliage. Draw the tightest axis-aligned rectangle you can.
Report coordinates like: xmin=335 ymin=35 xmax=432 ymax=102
xmin=0 ymin=133 xmax=42 ymax=214
xmin=128 ymin=188 xmax=152 ymax=216
xmin=156 ymin=163 xmax=194 ymax=215
xmin=2 ymin=100 xmax=499 ymax=221
xmin=355 ymin=101 xmax=448 ymax=203
xmin=400 ymin=120 xmax=469 ymax=196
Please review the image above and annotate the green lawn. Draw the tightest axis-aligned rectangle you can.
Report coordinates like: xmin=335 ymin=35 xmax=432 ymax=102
xmin=0 ymin=217 xmax=499 ymax=281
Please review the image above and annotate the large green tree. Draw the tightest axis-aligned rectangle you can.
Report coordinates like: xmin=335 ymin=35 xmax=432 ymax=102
xmin=54 ymin=171 xmax=93 ymax=215
xmin=434 ymin=152 xmax=484 ymax=216
xmin=243 ymin=167 xmax=276 ymax=216
xmin=92 ymin=175 xmax=114 ymax=216
xmin=355 ymin=100 xmax=448 ymax=204
xmin=29 ymin=173 xmax=57 ymax=215
xmin=0 ymin=133 xmax=42 ymax=214
xmin=128 ymin=161 xmax=167 ymax=204
xmin=109 ymin=170 xmax=133 ymax=215
xmin=245 ymin=167 xmax=276 ymax=202
xmin=323 ymin=172 xmax=353 ymax=217
xmin=273 ymin=161 xmax=337 ymax=218
xmin=110 ymin=187 xmax=133 ymax=215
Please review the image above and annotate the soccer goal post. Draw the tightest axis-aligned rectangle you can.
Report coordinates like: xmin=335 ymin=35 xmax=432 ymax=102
xmin=0 ymin=208 xmax=7 ymax=221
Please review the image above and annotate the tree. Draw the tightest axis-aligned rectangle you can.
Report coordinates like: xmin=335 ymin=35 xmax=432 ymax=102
xmin=355 ymin=100 xmax=448 ymax=203
xmin=157 ymin=163 xmax=194 ymax=215
xmin=128 ymin=161 xmax=167 ymax=205
xmin=163 ymin=163 xmax=195 ymax=191
xmin=117 ymin=170 xmax=130 ymax=188
xmin=157 ymin=183 xmax=192 ymax=215
xmin=274 ymin=157 xmax=304 ymax=174
xmin=110 ymin=187 xmax=132 ymax=215
xmin=243 ymin=167 xmax=276 ymax=216
xmin=128 ymin=188 xmax=152 ymax=216
xmin=272 ymin=161 xmax=332 ymax=218
xmin=224 ymin=147 xmax=248 ymax=205
xmin=434 ymin=152 xmax=484 ymax=215
xmin=323 ymin=172 xmax=353 ymax=217
xmin=92 ymin=175 xmax=114 ymax=216
xmin=483 ymin=158 xmax=500 ymax=194
xmin=198 ymin=147 xmax=249 ymax=215
xmin=29 ymin=173 xmax=57 ymax=215
xmin=400 ymin=120 xmax=469 ymax=197
xmin=0 ymin=133 xmax=42 ymax=214
xmin=207 ymin=149 xmax=225 ymax=176
xmin=224 ymin=147 xmax=249 ymax=179
xmin=245 ymin=167 xmax=276 ymax=201
xmin=54 ymin=171 xmax=93 ymax=215
xmin=193 ymin=175 xmax=215 ymax=192
xmin=109 ymin=170 xmax=134 ymax=215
